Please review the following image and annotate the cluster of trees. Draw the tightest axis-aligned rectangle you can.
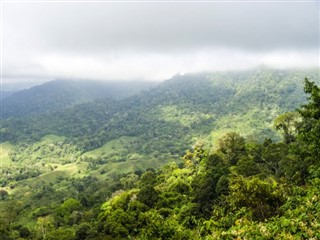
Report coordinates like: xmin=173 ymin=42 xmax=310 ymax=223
xmin=94 ymin=78 xmax=320 ymax=239
xmin=0 ymin=139 xmax=81 ymax=187
xmin=0 ymin=69 xmax=315 ymax=159
xmin=0 ymin=78 xmax=319 ymax=239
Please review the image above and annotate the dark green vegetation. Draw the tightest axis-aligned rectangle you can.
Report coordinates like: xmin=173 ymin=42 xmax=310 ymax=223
xmin=1 ymin=80 xmax=156 ymax=118
xmin=0 ymin=68 xmax=319 ymax=239
xmin=1 ymin=68 xmax=315 ymax=149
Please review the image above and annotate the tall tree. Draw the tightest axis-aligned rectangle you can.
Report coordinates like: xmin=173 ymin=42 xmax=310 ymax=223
xmin=274 ymin=111 xmax=300 ymax=144
xmin=297 ymin=78 xmax=320 ymax=158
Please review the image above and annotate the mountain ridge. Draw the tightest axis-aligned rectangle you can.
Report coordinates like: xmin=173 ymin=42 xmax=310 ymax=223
xmin=0 ymin=79 xmax=157 ymax=118
xmin=1 ymin=68 xmax=320 ymax=239
xmin=1 ymin=68 xmax=317 ymax=154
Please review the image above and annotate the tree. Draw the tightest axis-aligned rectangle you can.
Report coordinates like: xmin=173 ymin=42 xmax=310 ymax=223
xmin=138 ymin=171 xmax=157 ymax=188
xmin=297 ymin=78 xmax=320 ymax=158
xmin=36 ymin=215 xmax=54 ymax=240
xmin=137 ymin=186 xmax=159 ymax=208
xmin=0 ymin=189 xmax=8 ymax=200
xmin=274 ymin=112 xmax=300 ymax=144
xmin=75 ymin=223 xmax=95 ymax=240
xmin=55 ymin=198 xmax=82 ymax=226
xmin=0 ymin=200 xmax=23 ymax=229
xmin=192 ymin=154 xmax=228 ymax=217
xmin=228 ymin=175 xmax=285 ymax=221
xmin=218 ymin=132 xmax=246 ymax=165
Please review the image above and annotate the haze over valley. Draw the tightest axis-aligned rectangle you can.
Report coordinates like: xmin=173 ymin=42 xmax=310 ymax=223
xmin=0 ymin=1 xmax=319 ymax=239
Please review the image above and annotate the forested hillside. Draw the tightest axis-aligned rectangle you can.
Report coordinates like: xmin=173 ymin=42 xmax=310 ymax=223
xmin=95 ymin=77 xmax=320 ymax=238
xmin=1 ymin=80 xmax=156 ymax=118
xmin=0 ymin=68 xmax=319 ymax=239
xmin=0 ymin=68 xmax=317 ymax=161
xmin=1 ymin=68 xmax=316 ymax=146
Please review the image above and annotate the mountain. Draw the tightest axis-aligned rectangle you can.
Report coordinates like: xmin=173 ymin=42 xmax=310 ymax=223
xmin=0 ymin=79 xmax=157 ymax=118
xmin=1 ymin=67 xmax=320 ymax=239
xmin=1 ymin=68 xmax=317 ymax=155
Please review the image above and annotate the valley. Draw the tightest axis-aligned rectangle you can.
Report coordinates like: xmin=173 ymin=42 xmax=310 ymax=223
xmin=0 ymin=68 xmax=319 ymax=239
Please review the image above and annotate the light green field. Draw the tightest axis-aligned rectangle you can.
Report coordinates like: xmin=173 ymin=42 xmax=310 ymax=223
xmin=39 ymin=134 xmax=66 ymax=143
xmin=85 ymin=137 xmax=152 ymax=178
xmin=91 ymin=156 xmax=174 ymax=180
xmin=84 ymin=136 xmax=180 ymax=179
xmin=44 ymin=162 xmax=89 ymax=180
xmin=6 ymin=134 xmax=177 ymax=198
xmin=0 ymin=142 xmax=14 ymax=166
xmin=13 ymin=162 xmax=89 ymax=193
xmin=84 ymin=136 xmax=135 ymax=160
xmin=207 ymin=107 xmax=280 ymax=146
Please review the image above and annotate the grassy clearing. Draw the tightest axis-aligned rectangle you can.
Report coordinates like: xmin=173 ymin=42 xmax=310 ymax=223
xmin=91 ymin=156 xmax=174 ymax=180
xmin=39 ymin=134 xmax=66 ymax=143
xmin=27 ymin=162 xmax=88 ymax=184
xmin=84 ymin=136 xmax=136 ymax=160
xmin=12 ymin=162 xmax=89 ymax=196
xmin=208 ymin=107 xmax=280 ymax=145
xmin=84 ymin=136 xmax=180 ymax=179
xmin=0 ymin=142 xmax=14 ymax=166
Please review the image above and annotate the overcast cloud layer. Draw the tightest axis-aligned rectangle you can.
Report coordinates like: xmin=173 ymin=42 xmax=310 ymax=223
xmin=2 ymin=1 xmax=320 ymax=82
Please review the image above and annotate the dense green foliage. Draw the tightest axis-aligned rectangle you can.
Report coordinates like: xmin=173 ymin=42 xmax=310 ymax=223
xmin=85 ymin=78 xmax=320 ymax=239
xmin=1 ymin=80 xmax=156 ymax=118
xmin=0 ymin=69 xmax=319 ymax=239
xmin=1 ymin=68 xmax=316 ymax=153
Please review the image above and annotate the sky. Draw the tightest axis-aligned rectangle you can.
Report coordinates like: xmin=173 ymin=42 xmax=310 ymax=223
xmin=1 ymin=0 xmax=319 ymax=84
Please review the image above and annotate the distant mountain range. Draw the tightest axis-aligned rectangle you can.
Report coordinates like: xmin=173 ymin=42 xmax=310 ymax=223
xmin=0 ymin=80 xmax=157 ymax=118
xmin=1 ymin=68 xmax=318 ymax=155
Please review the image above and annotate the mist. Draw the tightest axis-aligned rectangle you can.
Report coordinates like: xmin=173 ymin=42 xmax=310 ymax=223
xmin=2 ymin=1 xmax=319 ymax=83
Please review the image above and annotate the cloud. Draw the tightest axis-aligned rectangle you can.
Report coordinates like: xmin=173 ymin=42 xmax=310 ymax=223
xmin=2 ymin=1 xmax=319 ymax=81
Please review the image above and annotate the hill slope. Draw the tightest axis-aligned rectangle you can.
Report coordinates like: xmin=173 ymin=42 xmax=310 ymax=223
xmin=1 ymin=73 xmax=320 ymax=239
xmin=1 ymin=80 xmax=156 ymax=118
xmin=1 ymin=68 xmax=317 ymax=155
